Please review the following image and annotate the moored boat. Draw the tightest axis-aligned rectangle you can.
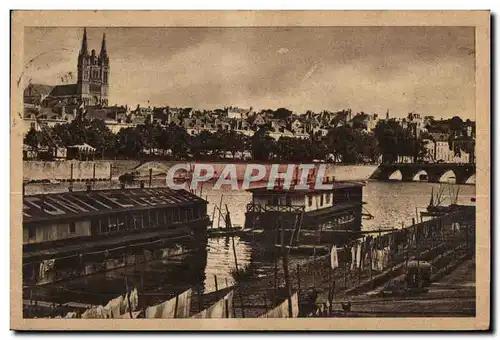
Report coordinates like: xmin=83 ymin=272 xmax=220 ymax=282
xmin=22 ymin=187 xmax=210 ymax=286
xmin=241 ymin=179 xmax=365 ymax=247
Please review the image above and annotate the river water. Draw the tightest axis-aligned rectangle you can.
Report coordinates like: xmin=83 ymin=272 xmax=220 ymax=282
xmin=28 ymin=180 xmax=475 ymax=308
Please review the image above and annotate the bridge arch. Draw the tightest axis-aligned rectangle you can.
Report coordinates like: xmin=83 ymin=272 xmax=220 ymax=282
xmin=438 ymin=169 xmax=457 ymax=183
xmin=388 ymin=170 xmax=402 ymax=180
xmin=465 ymin=173 xmax=476 ymax=185
xmin=413 ymin=170 xmax=428 ymax=181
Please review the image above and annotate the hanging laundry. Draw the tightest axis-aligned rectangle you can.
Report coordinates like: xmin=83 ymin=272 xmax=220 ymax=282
xmin=84 ymin=264 xmax=96 ymax=276
xmin=64 ymin=311 xmax=77 ymax=319
xmin=191 ymin=291 xmax=234 ymax=318
xmin=330 ymin=245 xmax=339 ymax=269
xmin=104 ymin=295 xmax=123 ymax=318
xmin=95 ymin=305 xmax=107 ymax=318
xmin=145 ymin=302 xmax=164 ymax=319
xmin=344 ymin=244 xmax=353 ymax=265
xmin=38 ymin=259 xmax=55 ymax=284
xmin=376 ymin=249 xmax=384 ymax=271
xmin=259 ymin=292 xmax=299 ymax=318
xmin=370 ymin=248 xmax=377 ymax=271
xmin=356 ymin=242 xmax=362 ymax=270
xmin=381 ymin=247 xmax=390 ymax=269
xmin=130 ymin=288 xmax=139 ymax=312
xmin=82 ymin=306 xmax=100 ymax=319
xmin=145 ymin=289 xmax=192 ymax=318
xmin=363 ymin=236 xmax=372 ymax=268
xmin=363 ymin=236 xmax=372 ymax=255
xmin=175 ymin=288 xmax=192 ymax=318
xmin=351 ymin=244 xmax=357 ymax=271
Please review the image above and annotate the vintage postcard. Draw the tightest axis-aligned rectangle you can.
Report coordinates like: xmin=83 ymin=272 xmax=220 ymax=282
xmin=10 ymin=10 xmax=490 ymax=331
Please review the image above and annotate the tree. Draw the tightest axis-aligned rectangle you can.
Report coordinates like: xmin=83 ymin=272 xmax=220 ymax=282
xmin=24 ymin=128 xmax=42 ymax=158
xmin=449 ymin=116 xmax=465 ymax=134
xmin=115 ymin=127 xmax=144 ymax=159
xmin=251 ymin=127 xmax=276 ymax=161
xmin=325 ymin=126 xmax=360 ymax=163
xmin=374 ymin=119 xmax=414 ymax=163
xmin=273 ymin=107 xmax=293 ymax=120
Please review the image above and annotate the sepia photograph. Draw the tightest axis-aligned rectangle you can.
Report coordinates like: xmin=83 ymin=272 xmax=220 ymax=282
xmin=10 ymin=10 xmax=490 ymax=331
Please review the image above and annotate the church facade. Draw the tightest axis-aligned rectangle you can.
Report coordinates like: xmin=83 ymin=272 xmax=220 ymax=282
xmin=24 ymin=28 xmax=110 ymax=108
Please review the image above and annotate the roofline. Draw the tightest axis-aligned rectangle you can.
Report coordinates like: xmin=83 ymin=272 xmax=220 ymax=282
xmin=23 ymin=187 xmax=208 ymax=225
xmin=246 ymin=181 xmax=365 ymax=194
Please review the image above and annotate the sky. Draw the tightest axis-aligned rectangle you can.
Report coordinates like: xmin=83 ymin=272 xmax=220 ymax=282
xmin=23 ymin=26 xmax=475 ymax=119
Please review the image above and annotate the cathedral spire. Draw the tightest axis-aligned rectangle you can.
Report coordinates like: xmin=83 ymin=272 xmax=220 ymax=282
xmin=100 ymin=33 xmax=107 ymax=54
xmin=80 ymin=28 xmax=89 ymax=56
xmin=100 ymin=33 xmax=109 ymax=63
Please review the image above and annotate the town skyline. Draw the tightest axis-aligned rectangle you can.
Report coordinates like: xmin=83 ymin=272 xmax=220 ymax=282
xmin=24 ymin=26 xmax=476 ymax=119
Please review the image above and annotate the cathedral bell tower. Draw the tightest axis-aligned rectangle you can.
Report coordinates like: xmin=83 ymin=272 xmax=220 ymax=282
xmin=76 ymin=28 xmax=110 ymax=107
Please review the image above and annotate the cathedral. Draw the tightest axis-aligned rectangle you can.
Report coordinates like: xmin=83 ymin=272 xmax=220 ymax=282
xmin=24 ymin=28 xmax=110 ymax=108
xmin=77 ymin=28 xmax=110 ymax=107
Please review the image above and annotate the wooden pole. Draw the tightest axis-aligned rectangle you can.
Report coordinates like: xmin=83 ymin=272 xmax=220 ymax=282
xmin=30 ymin=265 xmax=35 ymax=305
xmin=211 ymin=204 xmax=216 ymax=228
xmin=466 ymin=222 xmax=469 ymax=254
xmin=281 ymin=219 xmax=293 ymax=318
xmin=413 ymin=217 xmax=420 ymax=287
xmin=328 ymin=264 xmax=333 ymax=316
xmin=344 ymin=259 xmax=347 ymax=290
xmin=124 ymin=276 xmax=133 ymax=318
xmin=296 ymin=264 xmax=301 ymax=294
xmin=273 ymin=221 xmax=278 ymax=305
xmin=225 ymin=299 xmax=230 ymax=318
xmin=214 ymin=274 xmax=219 ymax=294
xmin=197 ymin=285 xmax=203 ymax=313
xmin=227 ymin=206 xmax=239 ymax=272
xmin=217 ymin=195 xmax=224 ymax=228
xmin=173 ymin=295 xmax=179 ymax=318
xmin=369 ymin=242 xmax=373 ymax=285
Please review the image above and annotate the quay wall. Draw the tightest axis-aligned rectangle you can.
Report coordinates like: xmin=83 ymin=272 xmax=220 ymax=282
xmin=132 ymin=161 xmax=379 ymax=182
xmin=23 ymin=160 xmax=140 ymax=181
xmin=23 ymin=160 xmax=377 ymax=182
xmin=23 ymin=161 xmax=111 ymax=181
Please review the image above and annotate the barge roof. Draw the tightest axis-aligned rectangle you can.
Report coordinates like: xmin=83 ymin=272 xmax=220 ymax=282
xmin=23 ymin=187 xmax=207 ymax=224
xmin=246 ymin=181 xmax=364 ymax=194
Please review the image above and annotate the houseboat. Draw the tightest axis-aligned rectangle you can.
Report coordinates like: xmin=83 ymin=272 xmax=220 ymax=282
xmin=22 ymin=187 xmax=209 ymax=286
xmin=242 ymin=179 xmax=365 ymax=247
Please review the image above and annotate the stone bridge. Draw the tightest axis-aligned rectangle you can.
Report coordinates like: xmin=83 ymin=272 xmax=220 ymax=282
xmin=369 ymin=163 xmax=476 ymax=184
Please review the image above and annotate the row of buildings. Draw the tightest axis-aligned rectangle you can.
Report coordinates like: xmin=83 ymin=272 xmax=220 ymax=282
xmin=22 ymin=28 xmax=475 ymax=164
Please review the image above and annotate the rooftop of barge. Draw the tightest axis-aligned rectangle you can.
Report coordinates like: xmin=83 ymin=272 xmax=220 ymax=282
xmin=23 ymin=187 xmax=207 ymax=224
